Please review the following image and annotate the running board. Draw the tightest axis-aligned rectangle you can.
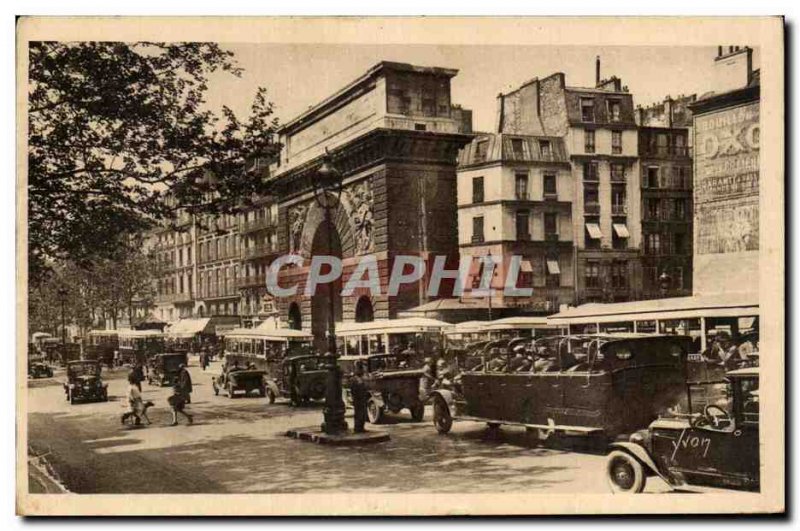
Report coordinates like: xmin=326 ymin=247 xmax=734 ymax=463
xmin=452 ymin=416 xmax=604 ymax=434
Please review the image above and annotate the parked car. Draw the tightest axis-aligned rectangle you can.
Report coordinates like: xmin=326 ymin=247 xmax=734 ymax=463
xmin=148 ymin=352 xmax=188 ymax=386
xmin=430 ymin=335 xmax=693 ymax=442
xmin=340 ymin=352 xmax=425 ymax=424
xmin=264 ymin=355 xmax=327 ymax=406
xmin=28 ymin=362 xmax=54 ymax=379
xmin=63 ymin=360 xmax=108 ymax=404
xmin=212 ymin=366 xmax=267 ymax=399
xmin=606 ymin=366 xmax=759 ymax=493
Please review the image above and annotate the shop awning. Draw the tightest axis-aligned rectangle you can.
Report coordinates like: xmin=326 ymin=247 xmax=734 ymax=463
xmin=613 ymin=223 xmax=630 ymax=238
xmin=520 ymin=260 xmax=533 ymax=273
xmin=165 ymin=318 xmax=212 ymax=338
xmin=546 ymin=259 xmax=561 ymax=275
xmin=586 ymin=223 xmax=602 ymax=239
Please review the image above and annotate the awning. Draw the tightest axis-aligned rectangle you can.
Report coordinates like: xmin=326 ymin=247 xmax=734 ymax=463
xmin=520 ymin=260 xmax=533 ymax=273
xmin=613 ymin=223 xmax=630 ymax=238
xmin=586 ymin=223 xmax=602 ymax=239
xmin=546 ymin=259 xmax=561 ymax=275
xmin=165 ymin=318 xmax=212 ymax=338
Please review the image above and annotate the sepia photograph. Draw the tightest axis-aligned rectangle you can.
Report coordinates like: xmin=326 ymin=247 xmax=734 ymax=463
xmin=15 ymin=16 xmax=784 ymax=516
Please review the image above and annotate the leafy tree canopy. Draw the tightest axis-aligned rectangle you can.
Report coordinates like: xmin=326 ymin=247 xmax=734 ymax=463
xmin=28 ymin=42 xmax=280 ymax=284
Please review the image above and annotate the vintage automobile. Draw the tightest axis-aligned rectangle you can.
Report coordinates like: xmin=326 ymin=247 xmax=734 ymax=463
xmin=212 ymin=367 xmax=268 ymax=399
xmin=340 ymin=353 xmax=426 ymax=423
xmin=28 ymin=362 xmax=54 ymax=379
xmin=148 ymin=352 xmax=188 ymax=386
xmin=605 ymin=366 xmax=759 ymax=493
xmin=430 ymin=335 xmax=693 ymax=442
xmin=63 ymin=360 xmax=108 ymax=404
xmin=264 ymin=354 xmax=328 ymax=406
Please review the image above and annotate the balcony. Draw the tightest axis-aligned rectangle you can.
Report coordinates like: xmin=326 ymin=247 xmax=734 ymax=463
xmin=241 ymin=245 xmax=279 ymax=261
xmin=239 ymin=217 xmax=276 ymax=234
xmin=584 ymin=202 xmax=600 ymax=215
xmin=545 ymin=233 xmax=560 ymax=242
xmin=470 ymin=235 xmax=485 ymax=244
xmin=157 ymin=292 xmax=194 ymax=304
xmin=611 ymin=204 xmax=628 ymax=216
xmin=201 ymin=288 xmax=239 ymax=300
xmin=236 ymin=274 xmax=267 ymax=289
xmin=643 ymin=146 xmax=693 ymax=158
xmin=543 ymin=192 xmax=559 ymax=201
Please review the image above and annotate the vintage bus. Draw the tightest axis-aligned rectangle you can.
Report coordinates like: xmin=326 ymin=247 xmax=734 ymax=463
xmin=334 ymin=318 xmax=451 ymax=361
xmin=85 ymin=330 xmax=119 ymax=366
xmin=118 ymin=329 xmax=165 ymax=365
xmin=222 ymin=324 xmax=314 ymax=375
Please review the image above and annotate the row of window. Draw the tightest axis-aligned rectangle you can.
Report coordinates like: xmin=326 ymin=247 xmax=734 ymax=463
xmin=583 ymin=183 xmax=627 ymax=215
xmin=580 ymin=98 xmax=623 ymax=123
xmin=644 ymin=198 xmax=691 ymax=221
xmin=584 ymin=260 xmax=629 ymax=289
xmin=583 ymin=162 xmax=627 ymax=182
xmin=471 ymin=173 xmax=559 ymax=204
xmin=583 ymin=219 xmax=630 ymax=250
xmin=643 ymin=231 xmax=690 ymax=256
xmin=583 ymin=129 xmax=623 ymax=154
xmin=471 ymin=211 xmax=561 ymax=243
xmin=643 ymin=165 xmax=692 ymax=190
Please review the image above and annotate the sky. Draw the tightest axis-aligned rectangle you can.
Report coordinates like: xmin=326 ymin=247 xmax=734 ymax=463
xmin=204 ymin=44 xmax=760 ymax=133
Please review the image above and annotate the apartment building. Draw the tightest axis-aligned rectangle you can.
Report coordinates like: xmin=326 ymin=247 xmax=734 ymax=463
xmin=456 ymin=133 xmax=575 ymax=312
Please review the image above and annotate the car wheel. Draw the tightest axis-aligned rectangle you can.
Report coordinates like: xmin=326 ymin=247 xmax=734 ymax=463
xmin=69 ymin=391 xmax=76 ymax=405
xmin=367 ymin=399 xmax=384 ymax=424
xmin=227 ymin=384 xmax=235 ymax=398
xmin=432 ymin=396 xmax=452 ymax=434
xmin=606 ymin=451 xmax=647 ymax=493
xmin=267 ymin=389 xmax=276 ymax=404
xmin=410 ymin=403 xmax=425 ymax=422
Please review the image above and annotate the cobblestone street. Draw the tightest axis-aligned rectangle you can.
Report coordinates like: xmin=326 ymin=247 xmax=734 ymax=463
xmin=27 ymin=359 xmax=670 ymax=494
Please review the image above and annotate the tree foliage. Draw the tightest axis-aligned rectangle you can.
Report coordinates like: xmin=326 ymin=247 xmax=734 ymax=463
xmin=28 ymin=42 xmax=280 ymax=283
xmin=27 ymin=247 xmax=159 ymax=336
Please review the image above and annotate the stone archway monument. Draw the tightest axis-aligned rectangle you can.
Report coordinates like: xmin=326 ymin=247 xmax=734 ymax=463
xmin=268 ymin=61 xmax=473 ymax=347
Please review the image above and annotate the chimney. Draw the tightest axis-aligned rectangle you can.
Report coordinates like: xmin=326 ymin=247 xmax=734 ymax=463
xmin=595 ymin=56 xmax=601 ymax=86
xmin=664 ymin=97 xmax=673 ymax=128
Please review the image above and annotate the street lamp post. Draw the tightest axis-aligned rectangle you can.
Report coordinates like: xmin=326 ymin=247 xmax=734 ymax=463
xmin=312 ymin=152 xmax=348 ymax=436
xmin=57 ymin=287 xmax=68 ymax=351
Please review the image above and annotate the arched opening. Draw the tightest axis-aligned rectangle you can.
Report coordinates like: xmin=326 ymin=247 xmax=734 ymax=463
xmin=288 ymin=303 xmax=302 ymax=331
xmin=355 ymin=296 xmax=374 ymax=323
xmin=310 ymin=216 xmax=343 ymax=352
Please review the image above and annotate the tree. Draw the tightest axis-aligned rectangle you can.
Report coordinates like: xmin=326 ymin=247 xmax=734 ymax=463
xmin=28 ymin=42 xmax=280 ymax=284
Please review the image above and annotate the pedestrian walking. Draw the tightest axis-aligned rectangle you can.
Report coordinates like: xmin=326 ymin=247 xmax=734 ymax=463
xmin=121 ymin=374 xmax=145 ymax=426
xmin=167 ymin=384 xmax=193 ymax=426
xmin=349 ymin=362 xmax=369 ymax=433
xmin=129 ymin=363 xmax=145 ymax=391
xmin=418 ymin=357 xmax=435 ymax=402
xmin=177 ymin=363 xmax=193 ymax=404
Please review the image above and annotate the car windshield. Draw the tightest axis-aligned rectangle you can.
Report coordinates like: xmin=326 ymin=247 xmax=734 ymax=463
xmin=69 ymin=363 xmax=99 ymax=377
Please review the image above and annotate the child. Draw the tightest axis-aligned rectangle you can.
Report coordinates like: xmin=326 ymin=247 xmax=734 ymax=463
xmin=167 ymin=384 xmax=194 ymax=426
xmin=121 ymin=374 xmax=145 ymax=426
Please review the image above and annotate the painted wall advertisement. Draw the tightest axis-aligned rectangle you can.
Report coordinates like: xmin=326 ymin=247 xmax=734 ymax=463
xmin=694 ymin=101 xmax=759 ymax=255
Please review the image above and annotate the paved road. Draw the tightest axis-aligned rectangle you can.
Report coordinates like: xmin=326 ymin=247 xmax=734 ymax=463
xmin=27 ymin=359 xmax=670 ymax=494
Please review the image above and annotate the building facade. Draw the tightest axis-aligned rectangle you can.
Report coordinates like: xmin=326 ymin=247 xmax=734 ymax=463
xmin=689 ymin=47 xmax=759 ymax=296
xmin=485 ymin=66 xmax=643 ymax=305
xmin=456 ymin=133 xmax=575 ymax=313
xmin=636 ymin=94 xmax=696 ymax=299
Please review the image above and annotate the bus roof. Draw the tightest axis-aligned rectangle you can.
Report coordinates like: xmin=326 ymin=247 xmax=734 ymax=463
xmin=88 ymin=330 xmax=119 ymax=336
xmin=484 ymin=316 xmax=557 ymax=330
xmin=335 ymin=318 xmax=452 ymax=336
xmin=547 ymin=292 xmax=759 ymax=325
xmin=118 ymin=329 xmax=164 ymax=338
xmin=223 ymin=320 xmax=313 ymax=340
